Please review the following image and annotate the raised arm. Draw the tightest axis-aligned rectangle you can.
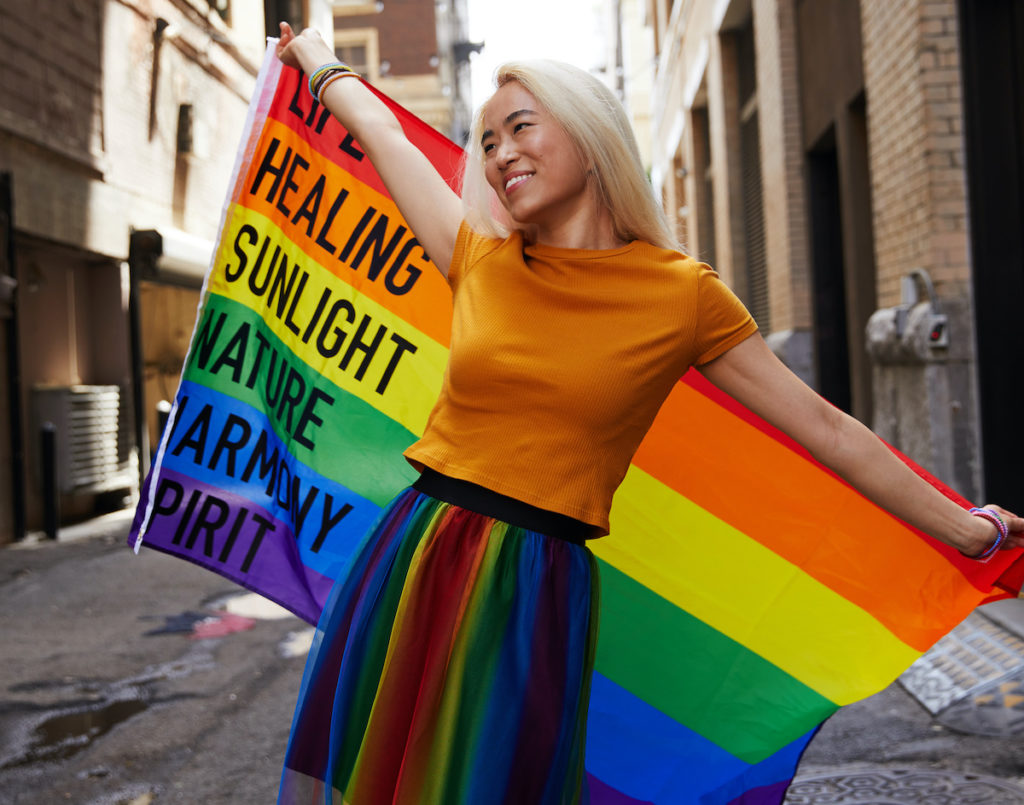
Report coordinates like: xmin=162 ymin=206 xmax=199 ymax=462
xmin=699 ymin=333 xmax=1024 ymax=557
xmin=276 ymin=23 xmax=463 ymax=276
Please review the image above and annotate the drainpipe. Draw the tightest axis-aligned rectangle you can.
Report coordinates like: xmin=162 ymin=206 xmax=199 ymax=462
xmin=126 ymin=226 xmax=212 ymax=492
xmin=1 ymin=173 xmax=26 ymax=541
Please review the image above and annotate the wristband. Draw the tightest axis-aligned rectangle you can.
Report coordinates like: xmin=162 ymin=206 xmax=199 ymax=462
xmin=307 ymin=61 xmax=357 ymax=99
xmin=965 ymin=507 xmax=1008 ymax=561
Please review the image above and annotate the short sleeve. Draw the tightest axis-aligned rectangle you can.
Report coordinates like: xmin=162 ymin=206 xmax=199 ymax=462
xmin=447 ymin=221 xmax=503 ymax=290
xmin=692 ymin=265 xmax=759 ymax=365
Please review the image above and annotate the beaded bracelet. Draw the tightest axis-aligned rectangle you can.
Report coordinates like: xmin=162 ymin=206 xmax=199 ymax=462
xmin=307 ymin=61 xmax=358 ymax=99
xmin=966 ymin=506 xmax=1009 ymax=561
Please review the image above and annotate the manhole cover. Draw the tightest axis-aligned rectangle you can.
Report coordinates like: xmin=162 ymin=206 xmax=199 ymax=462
xmin=785 ymin=768 xmax=1024 ymax=804
xmin=900 ymin=612 xmax=1024 ymax=714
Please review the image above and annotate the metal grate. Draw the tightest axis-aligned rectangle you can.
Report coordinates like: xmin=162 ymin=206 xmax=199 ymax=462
xmin=899 ymin=611 xmax=1024 ymax=714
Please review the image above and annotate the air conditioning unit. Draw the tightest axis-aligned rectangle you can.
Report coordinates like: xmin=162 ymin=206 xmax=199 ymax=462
xmin=32 ymin=385 xmax=137 ymax=494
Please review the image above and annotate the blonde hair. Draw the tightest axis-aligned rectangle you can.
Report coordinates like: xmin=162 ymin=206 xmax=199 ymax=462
xmin=461 ymin=60 xmax=677 ymax=250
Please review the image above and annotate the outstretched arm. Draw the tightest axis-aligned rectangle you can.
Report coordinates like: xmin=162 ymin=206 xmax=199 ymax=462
xmin=699 ymin=333 xmax=1024 ymax=557
xmin=276 ymin=23 xmax=463 ymax=276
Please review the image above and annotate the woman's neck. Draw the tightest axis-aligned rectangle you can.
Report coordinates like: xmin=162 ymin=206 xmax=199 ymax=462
xmin=526 ymin=200 xmax=625 ymax=250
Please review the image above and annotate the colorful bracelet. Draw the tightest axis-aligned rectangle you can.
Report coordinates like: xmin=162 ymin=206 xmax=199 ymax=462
xmin=966 ymin=507 xmax=1009 ymax=561
xmin=307 ymin=61 xmax=358 ymax=99
xmin=316 ymin=70 xmax=357 ymax=104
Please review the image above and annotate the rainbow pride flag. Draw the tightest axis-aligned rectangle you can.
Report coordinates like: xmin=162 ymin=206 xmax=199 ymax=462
xmin=130 ymin=44 xmax=1024 ymax=804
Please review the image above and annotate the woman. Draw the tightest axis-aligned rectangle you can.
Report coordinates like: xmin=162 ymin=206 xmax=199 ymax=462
xmin=274 ymin=23 xmax=1021 ymax=805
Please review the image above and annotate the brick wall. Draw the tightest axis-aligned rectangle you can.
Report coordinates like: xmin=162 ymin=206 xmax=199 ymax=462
xmin=860 ymin=0 xmax=970 ymax=307
xmin=0 ymin=0 xmax=105 ymax=163
xmin=0 ymin=0 xmax=259 ymax=255
xmin=335 ymin=0 xmax=438 ymax=77
xmin=752 ymin=0 xmax=811 ymax=333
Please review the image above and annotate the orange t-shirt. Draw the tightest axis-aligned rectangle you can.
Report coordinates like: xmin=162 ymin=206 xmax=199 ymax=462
xmin=404 ymin=223 xmax=758 ymax=534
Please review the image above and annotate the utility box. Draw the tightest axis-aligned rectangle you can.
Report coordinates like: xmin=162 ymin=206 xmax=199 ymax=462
xmin=31 ymin=385 xmax=137 ymax=494
xmin=865 ymin=270 xmax=981 ymax=502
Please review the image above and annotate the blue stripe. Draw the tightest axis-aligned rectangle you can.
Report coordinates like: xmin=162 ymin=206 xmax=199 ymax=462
xmin=585 ymin=673 xmax=813 ymax=804
xmin=157 ymin=381 xmax=383 ymax=577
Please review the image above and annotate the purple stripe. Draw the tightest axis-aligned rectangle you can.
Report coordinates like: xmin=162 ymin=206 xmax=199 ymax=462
xmin=132 ymin=467 xmax=333 ymax=623
xmin=725 ymin=779 xmax=791 ymax=805
xmin=587 ymin=772 xmax=792 ymax=805
xmin=586 ymin=773 xmax=654 ymax=804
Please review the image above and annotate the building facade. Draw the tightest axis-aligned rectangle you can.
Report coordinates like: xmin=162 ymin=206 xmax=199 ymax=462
xmin=331 ymin=0 xmax=474 ymax=144
xmin=640 ymin=0 xmax=1023 ymax=508
xmin=0 ymin=0 xmax=477 ymax=544
xmin=0 ymin=0 xmax=325 ymax=544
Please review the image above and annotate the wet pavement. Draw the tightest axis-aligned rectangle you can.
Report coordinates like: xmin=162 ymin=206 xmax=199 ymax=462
xmin=0 ymin=515 xmax=310 ymax=803
xmin=2 ymin=512 xmax=1024 ymax=803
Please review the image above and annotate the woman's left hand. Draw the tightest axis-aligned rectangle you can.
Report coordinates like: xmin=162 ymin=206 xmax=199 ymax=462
xmin=968 ymin=504 xmax=1024 ymax=557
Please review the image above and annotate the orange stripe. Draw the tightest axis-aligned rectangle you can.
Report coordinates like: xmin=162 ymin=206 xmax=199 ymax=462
xmin=238 ymin=117 xmax=453 ymax=347
xmin=632 ymin=382 xmax=982 ymax=651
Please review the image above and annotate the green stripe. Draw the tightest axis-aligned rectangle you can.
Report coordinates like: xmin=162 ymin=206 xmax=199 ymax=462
xmin=183 ymin=293 xmax=418 ymax=505
xmin=595 ymin=560 xmax=837 ymax=763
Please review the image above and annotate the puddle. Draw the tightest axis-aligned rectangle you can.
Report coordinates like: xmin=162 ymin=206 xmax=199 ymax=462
xmin=204 ymin=591 xmax=297 ymax=620
xmin=1 ymin=644 xmax=213 ymax=770
xmin=190 ymin=612 xmax=256 ymax=639
xmin=9 ymin=677 xmax=105 ymax=695
xmin=1 ymin=697 xmax=148 ymax=768
xmin=142 ymin=593 xmax=296 ymax=642
xmin=141 ymin=611 xmax=219 ymax=636
xmin=279 ymin=628 xmax=316 ymax=658
xmin=123 ymin=643 xmax=217 ymax=685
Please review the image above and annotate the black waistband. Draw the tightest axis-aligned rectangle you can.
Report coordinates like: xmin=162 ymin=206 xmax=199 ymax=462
xmin=413 ymin=468 xmax=594 ymax=544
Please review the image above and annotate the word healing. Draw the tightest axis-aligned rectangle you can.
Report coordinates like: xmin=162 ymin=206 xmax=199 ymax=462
xmin=248 ymin=137 xmax=430 ymax=296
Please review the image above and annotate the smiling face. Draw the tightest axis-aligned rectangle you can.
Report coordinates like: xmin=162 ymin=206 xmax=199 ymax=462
xmin=480 ymin=81 xmax=595 ymax=240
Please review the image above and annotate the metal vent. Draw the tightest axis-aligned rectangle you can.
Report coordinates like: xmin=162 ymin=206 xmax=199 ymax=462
xmin=32 ymin=385 xmax=136 ymax=494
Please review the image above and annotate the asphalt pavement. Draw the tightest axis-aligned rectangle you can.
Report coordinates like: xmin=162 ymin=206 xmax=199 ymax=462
xmin=2 ymin=512 xmax=1024 ymax=804
xmin=0 ymin=512 xmax=307 ymax=803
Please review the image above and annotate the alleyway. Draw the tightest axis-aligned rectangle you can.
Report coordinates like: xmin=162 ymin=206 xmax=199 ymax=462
xmin=2 ymin=518 xmax=1024 ymax=804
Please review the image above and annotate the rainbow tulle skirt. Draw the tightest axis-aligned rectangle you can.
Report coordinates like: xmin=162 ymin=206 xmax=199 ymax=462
xmin=278 ymin=486 xmax=600 ymax=804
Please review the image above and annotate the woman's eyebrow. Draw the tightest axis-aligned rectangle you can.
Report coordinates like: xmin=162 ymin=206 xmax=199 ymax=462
xmin=480 ymin=109 xmax=537 ymax=144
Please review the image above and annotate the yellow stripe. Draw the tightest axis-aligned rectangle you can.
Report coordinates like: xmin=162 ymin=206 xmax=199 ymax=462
xmin=240 ymin=117 xmax=454 ymax=348
xmin=207 ymin=204 xmax=446 ymax=436
xmin=596 ymin=465 xmax=921 ymax=704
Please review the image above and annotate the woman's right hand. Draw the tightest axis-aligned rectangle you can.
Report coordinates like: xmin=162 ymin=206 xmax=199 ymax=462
xmin=272 ymin=23 xmax=462 ymax=279
xmin=276 ymin=22 xmax=335 ymax=73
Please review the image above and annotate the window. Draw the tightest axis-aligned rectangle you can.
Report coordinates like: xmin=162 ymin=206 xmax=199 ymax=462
xmin=333 ymin=0 xmax=381 ymax=15
xmin=334 ymin=28 xmax=379 ymax=80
